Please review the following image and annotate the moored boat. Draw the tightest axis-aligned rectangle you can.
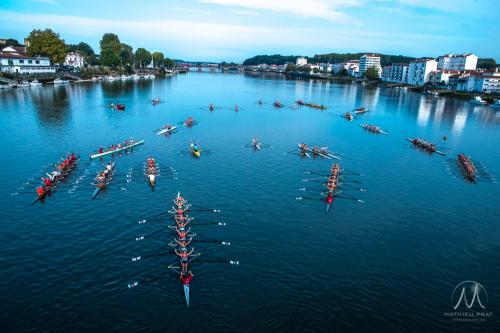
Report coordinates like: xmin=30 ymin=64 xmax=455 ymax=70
xmin=470 ymin=96 xmax=486 ymax=105
xmin=490 ymin=99 xmax=500 ymax=109
xmin=30 ymin=80 xmax=42 ymax=87
xmin=90 ymin=139 xmax=144 ymax=159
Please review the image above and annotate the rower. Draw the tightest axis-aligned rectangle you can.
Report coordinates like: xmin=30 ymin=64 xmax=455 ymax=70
xmin=175 ymin=247 xmax=194 ymax=272
xmin=36 ymin=187 xmax=45 ymax=197
xmin=175 ymin=237 xmax=193 ymax=247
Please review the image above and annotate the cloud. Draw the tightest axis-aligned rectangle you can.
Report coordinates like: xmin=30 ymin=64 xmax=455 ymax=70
xmin=198 ymin=0 xmax=361 ymax=23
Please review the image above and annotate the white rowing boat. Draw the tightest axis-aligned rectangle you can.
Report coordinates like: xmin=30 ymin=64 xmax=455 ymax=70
xmin=157 ymin=126 xmax=178 ymax=135
xmin=90 ymin=140 xmax=144 ymax=159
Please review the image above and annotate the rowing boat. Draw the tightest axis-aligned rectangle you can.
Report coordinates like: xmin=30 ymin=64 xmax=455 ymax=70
xmin=32 ymin=154 xmax=80 ymax=204
xmin=457 ymin=153 xmax=477 ymax=182
xmin=90 ymin=140 xmax=144 ymax=159
xmin=92 ymin=161 xmax=116 ymax=199
xmin=354 ymin=107 xmax=368 ymax=115
xmin=344 ymin=112 xmax=354 ymax=121
xmin=360 ymin=124 xmax=388 ymax=134
xmin=191 ymin=142 xmax=201 ymax=158
xmin=406 ymin=138 xmax=446 ymax=156
xmin=157 ymin=126 xmax=178 ymax=135
xmin=146 ymin=158 xmax=157 ymax=186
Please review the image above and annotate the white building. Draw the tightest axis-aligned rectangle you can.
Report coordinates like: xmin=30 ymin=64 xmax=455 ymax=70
xmin=456 ymin=69 xmax=500 ymax=93
xmin=296 ymin=57 xmax=307 ymax=67
xmin=381 ymin=63 xmax=408 ymax=83
xmin=332 ymin=60 xmax=358 ymax=74
xmin=437 ymin=53 xmax=477 ymax=71
xmin=428 ymin=70 xmax=461 ymax=85
xmin=64 ymin=51 xmax=85 ymax=69
xmin=359 ymin=54 xmax=382 ymax=77
xmin=407 ymin=58 xmax=438 ymax=86
xmin=347 ymin=64 xmax=359 ymax=77
xmin=0 ymin=53 xmax=55 ymax=75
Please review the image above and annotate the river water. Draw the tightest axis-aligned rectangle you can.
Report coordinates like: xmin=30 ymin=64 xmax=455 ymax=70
xmin=0 ymin=72 xmax=499 ymax=332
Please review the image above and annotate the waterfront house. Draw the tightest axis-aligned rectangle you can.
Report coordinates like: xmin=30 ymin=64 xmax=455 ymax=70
xmin=381 ymin=63 xmax=409 ymax=83
xmin=428 ymin=70 xmax=461 ymax=85
xmin=359 ymin=54 xmax=382 ymax=77
xmin=296 ymin=57 xmax=307 ymax=67
xmin=437 ymin=53 xmax=477 ymax=71
xmin=407 ymin=58 xmax=437 ymax=86
xmin=0 ymin=53 xmax=55 ymax=75
xmin=64 ymin=51 xmax=85 ymax=69
xmin=332 ymin=60 xmax=358 ymax=74
xmin=347 ymin=64 xmax=359 ymax=77
xmin=456 ymin=68 xmax=500 ymax=93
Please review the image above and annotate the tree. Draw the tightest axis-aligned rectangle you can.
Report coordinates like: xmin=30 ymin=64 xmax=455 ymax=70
xmin=477 ymin=58 xmax=497 ymax=70
xmin=285 ymin=63 xmax=297 ymax=72
xmin=135 ymin=48 xmax=151 ymax=68
xmin=3 ymin=38 xmax=21 ymax=47
xmin=312 ymin=67 xmax=320 ymax=73
xmin=119 ymin=43 xmax=134 ymax=67
xmin=99 ymin=33 xmax=122 ymax=67
xmin=152 ymin=52 xmax=164 ymax=68
xmin=26 ymin=29 xmax=67 ymax=64
xmin=338 ymin=68 xmax=348 ymax=76
xmin=364 ymin=67 xmax=380 ymax=80
xmin=68 ymin=42 xmax=95 ymax=56
xmin=163 ymin=58 xmax=175 ymax=69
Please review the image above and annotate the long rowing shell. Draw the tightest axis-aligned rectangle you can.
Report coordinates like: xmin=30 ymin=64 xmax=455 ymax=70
xmin=184 ymin=284 xmax=190 ymax=307
xmin=92 ymin=161 xmax=116 ymax=199
xmin=90 ymin=140 xmax=144 ymax=159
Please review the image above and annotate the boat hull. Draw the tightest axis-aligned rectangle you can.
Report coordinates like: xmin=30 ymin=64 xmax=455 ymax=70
xmin=90 ymin=140 xmax=144 ymax=159
xmin=157 ymin=126 xmax=178 ymax=135
xmin=184 ymin=284 xmax=190 ymax=307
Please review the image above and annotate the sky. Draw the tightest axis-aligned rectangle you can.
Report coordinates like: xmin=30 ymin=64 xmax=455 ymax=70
xmin=0 ymin=0 xmax=498 ymax=62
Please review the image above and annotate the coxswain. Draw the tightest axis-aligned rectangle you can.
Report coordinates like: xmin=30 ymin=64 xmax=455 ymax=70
xmin=181 ymin=270 xmax=193 ymax=284
xmin=36 ymin=186 xmax=45 ymax=197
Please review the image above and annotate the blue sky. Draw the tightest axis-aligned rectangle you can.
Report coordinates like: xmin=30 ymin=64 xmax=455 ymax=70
xmin=0 ymin=0 xmax=498 ymax=62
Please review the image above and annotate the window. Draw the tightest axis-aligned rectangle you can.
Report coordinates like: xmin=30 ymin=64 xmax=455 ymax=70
xmin=28 ymin=60 xmax=32 ymax=64
xmin=35 ymin=60 xmax=39 ymax=64
xmin=19 ymin=60 xmax=24 ymax=63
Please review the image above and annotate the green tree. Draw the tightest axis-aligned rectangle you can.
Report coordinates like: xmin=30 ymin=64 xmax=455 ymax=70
xmin=163 ymin=58 xmax=175 ymax=69
xmin=99 ymin=33 xmax=121 ymax=67
xmin=119 ymin=43 xmax=134 ymax=67
xmin=364 ymin=67 xmax=380 ymax=80
xmin=285 ymin=63 xmax=297 ymax=72
xmin=338 ymin=68 xmax=348 ymax=76
xmin=477 ymin=58 xmax=497 ymax=70
xmin=152 ymin=52 xmax=164 ymax=68
xmin=68 ymin=42 xmax=95 ymax=56
xmin=26 ymin=29 xmax=67 ymax=64
xmin=135 ymin=48 xmax=151 ymax=68
xmin=3 ymin=38 xmax=21 ymax=47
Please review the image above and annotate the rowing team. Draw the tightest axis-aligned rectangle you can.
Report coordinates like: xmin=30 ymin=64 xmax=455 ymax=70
xmin=173 ymin=194 xmax=194 ymax=289
xmin=458 ymin=153 xmax=476 ymax=175
xmin=97 ymin=139 xmax=136 ymax=154
xmin=95 ymin=162 xmax=114 ymax=186
xmin=299 ymin=143 xmax=329 ymax=156
xmin=184 ymin=116 xmax=196 ymax=126
xmin=147 ymin=158 xmax=157 ymax=174
xmin=325 ymin=163 xmax=340 ymax=204
xmin=410 ymin=138 xmax=437 ymax=151
xmin=37 ymin=153 xmax=77 ymax=195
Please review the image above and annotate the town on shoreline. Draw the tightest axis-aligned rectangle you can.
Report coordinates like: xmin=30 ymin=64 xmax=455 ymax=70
xmin=0 ymin=28 xmax=499 ymax=105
